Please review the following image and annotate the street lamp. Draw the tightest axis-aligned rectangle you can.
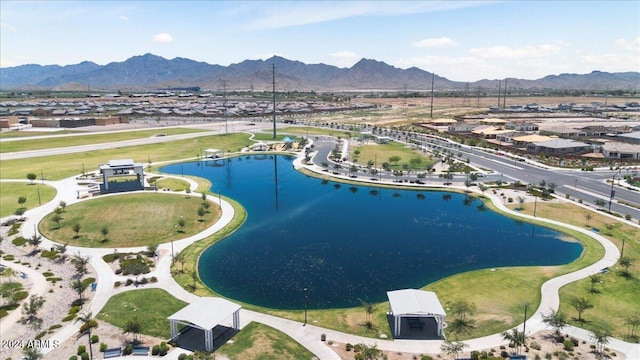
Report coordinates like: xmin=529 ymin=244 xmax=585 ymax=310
xmin=608 ymin=174 xmax=615 ymax=213
xmin=303 ymin=287 xmax=308 ymax=326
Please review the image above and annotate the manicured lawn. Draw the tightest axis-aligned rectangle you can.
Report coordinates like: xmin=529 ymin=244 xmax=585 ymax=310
xmin=39 ymin=193 xmax=220 ymax=248
xmin=258 ymin=126 xmax=352 ymax=138
xmin=510 ymin=201 xmax=639 ymax=340
xmin=0 ymin=133 xmax=252 ymax=180
xmin=151 ymin=177 xmax=191 ymax=191
xmin=96 ymin=288 xmax=187 ymax=339
xmin=0 ymin=182 xmax=57 ymax=217
xmin=351 ymin=141 xmax=437 ymax=171
xmin=0 ymin=127 xmax=206 ymax=153
xmin=217 ymin=322 xmax=315 ymax=360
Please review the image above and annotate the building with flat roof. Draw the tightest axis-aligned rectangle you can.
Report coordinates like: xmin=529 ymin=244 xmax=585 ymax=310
xmin=99 ymin=159 xmax=145 ymax=193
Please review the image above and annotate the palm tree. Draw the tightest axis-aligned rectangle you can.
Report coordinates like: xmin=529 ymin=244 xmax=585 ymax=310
xmin=353 ymin=343 xmax=383 ymax=360
xmin=173 ymin=251 xmax=186 ymax=271
xmin=624 ymin=312 xmax=640 ymax=341
xmin=22 ymin=346 xmax=43 ymax=360
xmin=71 ymin=253 xmax=90 ymax=277
xmin=591 ymin=326 xmax=611 ymax=357
xmin=71 ymin=278 xmax=89 ymax=305
xmin=75 ymin=311 xmax=97 ymax=360
xmin=190 ymin=270 xmax=198 ymax=291
xmin=21 ymin=295 xmax=45 ymax=330
xmin=501 ymin=328 xmax=525 ymax=355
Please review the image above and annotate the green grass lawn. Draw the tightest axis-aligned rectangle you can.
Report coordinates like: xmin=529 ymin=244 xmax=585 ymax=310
xmin=0 ymin=130 xmax=78 ymax=138
xmin=38 ymin=193 xmax=220 ymax=247
xmin=96 ymin=289 xmax=187 ymax=339
xmin=351 ymin=141 xmax=437 ymax=171
xmin=0 ymin=182 xmax=57 ymax=217
xmin=217 ymin=322 xmax=315 ymax=360
xmin=511 ymin=201 xmax=639 ymax=341
xmin=150 ymin=177 xmax=191 ymax=191
xmin=0 ymin=133 xmax=252 ymax=180
xmin=259 ymin=126 xmax=352 ymax=138
xmin=0 ymin=128 xmax=207 ymax=153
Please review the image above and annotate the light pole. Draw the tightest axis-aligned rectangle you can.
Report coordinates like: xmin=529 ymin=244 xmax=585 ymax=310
xmin=303 ymin=287 xmax=308 ymax=326
xmin=608 ymin=174 xmax=615 ymax=213
xmin=523 ymin=302 xmax=529 ymax=342
xmin=533 ymin=196 xmax=537 ymax=217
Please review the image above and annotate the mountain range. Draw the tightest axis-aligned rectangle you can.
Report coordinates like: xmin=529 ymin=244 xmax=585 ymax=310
xmin=1 ymin=53 xmax=638 ymax=92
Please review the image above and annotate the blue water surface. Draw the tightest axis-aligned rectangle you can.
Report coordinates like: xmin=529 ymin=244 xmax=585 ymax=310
xmin=161 ymin=155 xmax=583 ymax=309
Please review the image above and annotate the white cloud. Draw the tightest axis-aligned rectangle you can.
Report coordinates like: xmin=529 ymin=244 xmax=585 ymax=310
xmin=470 ymin=41 xmax=565 ymax=60
xmin=0 ymin=23 xmax=17 ymax=32
xmin=414 ymin=37 xmax=456 ymax=48
xmin=247 ymin=1 xmax=494 ymax=29
xmin=579 ymin=53 xmax=640 ymax=72
xmin=614 ymin=37 xmax=640 ymax=51
xmin=152 ymin=33 xmax=173 ymax=43
xmin=119 ymin=15 xmax=129 ymax=21
xmin=329 ymin=51 xmax=360 ymax=67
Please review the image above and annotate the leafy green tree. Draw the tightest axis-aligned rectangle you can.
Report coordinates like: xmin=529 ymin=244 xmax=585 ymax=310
xmin=388 ymin=156 xmax=401 ymax=166
xmin=197 ymin=207 xmax=206 ymax=221
xmin=26 ymin=173 xmax=37 ymax=184
xmin=542 ymin=309 xmax=567 ymax=340
xmin=440 ymin=340 xmax=468 ymax=360
xmin=353 ymin=343 xmax=383 ymax=360
xmin=619 ymin=256 xmax=634 ymax=277
xmin=123 ymin=315 xmax=143 ymax=343
xmin=52 ymin=213 xmax=63 ymax=229
xmin=21 ymin=295 xmax=45 ymax=329
xmin=59 ymin=200 xmax=67 ymax=212
xmin=570 ymin=297 xmax=593 ymax=322
xmin=18 ymin=196 xmax=27 ymax=208
xmin=22 ymin=346 xmax=43 ymax=360
xmin=624 ymin=312 xmax=640 ymax=341
xmin=589 ymin=274 xmax=602 ymax=294
xmin=201 ymin=201 xmax=211 ymax=212
xmin=75 ymin=312 xmax=98 ymax=360
xmin=177 ymin=218 xmax=186 ymax=233
xmin=72 ymin=223 xmax=82 ymax=238
xmin=100 ymin=225 xmax=109 ymax=242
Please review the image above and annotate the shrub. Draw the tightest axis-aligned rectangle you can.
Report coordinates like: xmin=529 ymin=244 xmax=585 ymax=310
xmin=421 ymin=356 xmax=433 ymax=360
xmin=62 ymin=314 xmax=76 ymax=322
xmin=12 ymin=237 xmax=26 ymax=246
xmin=346 ymin=343 xmax=353 ymax=351
xmin=530 ymin=341 xmax=541 ymax=350
xmin=159 ymin=343 xmax=169 ymax=356
xmin=80 ymin=352 xmax=89 ymax=360
xmin=563 ymin=340 xmax=574 ymax=351
xmin=123 ymin=344 xmax=133 ymax=355
xmin=500 ymin=350 xmax=509 ymax=358
xmin=178 ymin=355 xmax=187 ymax=360
xmin=77 ymin=345 xmax=86 ymax=355
xmin=91 ymin=334 xmax=99 ymax=344
xmin=152 ymin=345 xmax=160 ymax=355
xmin=470 ymin=351 xmax=480 ymax=360
xmin=114 ymin=281 xmax=121 ymax=287
xmin=100 ymin=343 xmax=108 ymax=352
xmin=150 ymin=276 xmax=158 ymax=283
xmin=507 ymin=197 xmax=513 ymax=203
xmin=3 ymin=254 xmax=15 ymax=261
xmin=125 ymin=279 xmax=133 ymax=286
xmin=69 ymin=356 xmax=78 ymax=360
xmin=69 ymin=305 xmax=81 ymax=315
xmin=35 ymin=331 xmax=47 ymax=339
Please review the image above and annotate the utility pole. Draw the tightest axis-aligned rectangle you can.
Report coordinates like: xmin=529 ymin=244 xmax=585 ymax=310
xmin=430 ymin=72 xmax=435 ymax=118
xmin=503 ymin=78 xmax=508 ymax=108
xmin=220 ymin=79 xmax=229 ymax=134
xmin=497 ymin=80 xmax=502 ymax=108
xmin=272 ymin=64 xmax=277 ymax=139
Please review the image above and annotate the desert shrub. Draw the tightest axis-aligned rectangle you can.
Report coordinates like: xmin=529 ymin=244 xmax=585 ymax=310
xmin=152 ymin=345 xmax=160 ymax=355
xmin=159 ymin=342 xmax=169 ymax=356
xmin=178 ymin=354 xmax=187 ymax=360
xmin=91 ymin=335 xmax=99 ymax=344
xmin=114 ymin=281 xmax=121 ymax=287
xmin=80 ymin=352 xmax=89 ymax=360
xmin=100 ymin=343 xmax=107 ymax=352
xmin=69 ymin=305 xmax=81 ymax=315
xmin=150 ymin=276 xmax=158 ymax=283
xmin=69 ymin=356 xmax=78 ymax=360
xmin=62 ymin=314 xmax=76 ymax=322
xmin=346 ymin=343 xmax=353 ymax=351
xmin=3 ymin=254 xmax=15 ymax=261
xmin=421 ymin=356 xmax=433 ymax=360
xmin=125 ymin=279 xmax=133 ymax=286
xmin=14 ymin=291 xmax=29 ymax=301
xmin=35 ymin=331 xmax=47 ymax=339
xmin=563 ymin=340 xmax=574 ymax=351
xmin=12 ymin=237 xmax=26 ymax=246
xmin=500 ymin=350 xmax=509 ymax=358
xmin=77 ymin=345 xmax=86 ymax=355
xmin=123 ymin=344 xmax=133 ymax=355
xmin=530 ymin=341 xmax=541 ymax=350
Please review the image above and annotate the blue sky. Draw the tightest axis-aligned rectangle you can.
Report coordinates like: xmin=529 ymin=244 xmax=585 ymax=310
xmin=1 ymin=1 xmax=638 ymax=81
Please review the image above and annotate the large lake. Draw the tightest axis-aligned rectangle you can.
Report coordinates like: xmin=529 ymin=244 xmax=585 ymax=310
xmin=161 ymin=155 xmax=583 ymax=309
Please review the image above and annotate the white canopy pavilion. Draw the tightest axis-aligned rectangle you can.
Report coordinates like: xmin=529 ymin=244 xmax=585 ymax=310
xmin=168 ymin=297 xmax=241 ymax=352
xmin=387 ymin=289 xmax=446 ymax=339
